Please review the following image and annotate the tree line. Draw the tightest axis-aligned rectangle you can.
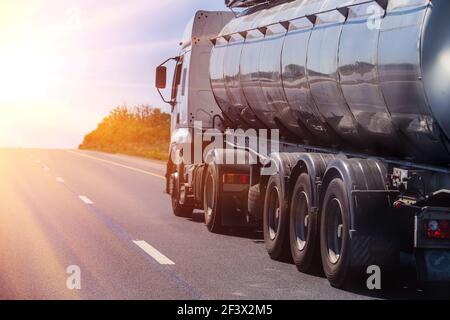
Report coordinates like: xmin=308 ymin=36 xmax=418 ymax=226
xmin=80 ymin=105 xmax=170 ymax=160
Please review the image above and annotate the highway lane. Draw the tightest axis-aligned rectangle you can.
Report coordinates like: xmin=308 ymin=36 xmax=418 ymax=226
xmin=0 ymin=148 xmax=448 ymax=300
xmin=0 ymin=149 xmax=191 ymax=299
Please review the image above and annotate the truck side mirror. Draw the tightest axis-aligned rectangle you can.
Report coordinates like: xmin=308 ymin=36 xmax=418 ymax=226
xmin=155 ymin=56 xmax=179 ymax=106
xmin=155 ymin=66 xmax=167 ymax=89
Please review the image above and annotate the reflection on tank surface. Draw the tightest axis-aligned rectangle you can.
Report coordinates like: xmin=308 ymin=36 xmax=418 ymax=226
xmin=209 ymin=0 xmax=450 ymax=164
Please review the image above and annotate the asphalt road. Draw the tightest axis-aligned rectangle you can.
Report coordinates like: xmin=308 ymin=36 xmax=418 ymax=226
xmin=0 ymin=148 xmax=448 ymax=300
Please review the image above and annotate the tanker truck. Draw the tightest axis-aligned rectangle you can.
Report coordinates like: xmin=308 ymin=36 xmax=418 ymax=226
xmin=155 ymin=0 xmax=450 ymax=288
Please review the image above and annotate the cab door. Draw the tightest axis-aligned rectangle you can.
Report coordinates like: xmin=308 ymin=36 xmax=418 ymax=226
xmin=171 ymin=51 xmax=191 ymax=131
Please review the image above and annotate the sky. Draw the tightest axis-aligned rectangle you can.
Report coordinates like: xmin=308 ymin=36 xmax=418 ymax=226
xmin=0 ymin=0 xmax=227 ymax=148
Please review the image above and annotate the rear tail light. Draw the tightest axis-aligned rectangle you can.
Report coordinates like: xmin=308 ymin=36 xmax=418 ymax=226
xmin=424 ymin=220 xmax=450 ymax=240
xmin=393 ymin=201 xmax=403 ymax=209
xmin=222 ymin=173 xmax=250 ymax=185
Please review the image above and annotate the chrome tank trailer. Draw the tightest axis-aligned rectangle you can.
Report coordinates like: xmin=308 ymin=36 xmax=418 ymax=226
xmin=210 ymin=0 xmax=450 ymax=165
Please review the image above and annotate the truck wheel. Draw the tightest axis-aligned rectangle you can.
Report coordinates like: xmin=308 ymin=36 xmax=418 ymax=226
xmin=203 ymin=165 xmax=222 ymax=233
xmin=248 ymin=184 xmax=262 ymax=223
xmin=171 ymin=195 xmax=193 ymax=217
xmin=320 ymin=177 xmax=351 ymax=288
xmin=290 ymin=173 xmax=320 ymax=273
xmin=171 ymin=174 xmax=193 ymax=218
xmin=263 ymin=175 xmax=290 ymax=261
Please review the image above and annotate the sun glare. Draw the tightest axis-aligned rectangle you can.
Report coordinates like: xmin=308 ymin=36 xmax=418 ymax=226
xmin=0 ymin=43 xmax=61 ymax=103
xmin=0 ymin=3 xmax=59 ymax=147
xmin=0 ymin=2 xmax=64 ymax=105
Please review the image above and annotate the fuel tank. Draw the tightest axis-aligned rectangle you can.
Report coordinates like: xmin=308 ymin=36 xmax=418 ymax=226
xmin=209 ymin=0 xmax=450 ymax=165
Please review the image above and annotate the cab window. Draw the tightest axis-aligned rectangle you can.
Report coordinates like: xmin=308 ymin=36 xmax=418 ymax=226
xmin=171 ymin=59 xmax=183 ymax=100
xmin=181 ymin=68 xmax=187 ymax=96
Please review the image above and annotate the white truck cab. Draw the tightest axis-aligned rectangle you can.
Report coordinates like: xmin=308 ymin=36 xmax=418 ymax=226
xmin=156 ymin=11 xmax=234 ymax=133
xmin=156 ymin=10 xmax=236 ymax=216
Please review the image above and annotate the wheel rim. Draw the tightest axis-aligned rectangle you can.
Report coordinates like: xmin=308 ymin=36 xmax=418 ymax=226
xmin=326 ymin=198 xmax=344 ymax=265
xmin=294 ymin=191 xmax=309 ymax=251
xmin=172 ymin=194 xmax=178 ymax=209
xmin=205 ymin=174 xmax=214 ymax=217
xmin=267 ymin=187 xmax=280 ymax=241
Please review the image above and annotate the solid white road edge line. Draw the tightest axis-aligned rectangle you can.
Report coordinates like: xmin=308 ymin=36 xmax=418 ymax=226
xmin=78 ymin=196 xmax=94 ymax=205
xmin=133 ymin=240 xmax=175 ymax=265
xmin=67 ymin=151 xmax=165 ymax=179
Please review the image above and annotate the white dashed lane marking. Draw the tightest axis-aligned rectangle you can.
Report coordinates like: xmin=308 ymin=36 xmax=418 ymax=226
xmin=78 ymin=196 xmax=94 ymax=205
xmin=22 ymin=151 xmax=182 ymax=284
xmin=133 ymin=240 xmax=175 ymax=265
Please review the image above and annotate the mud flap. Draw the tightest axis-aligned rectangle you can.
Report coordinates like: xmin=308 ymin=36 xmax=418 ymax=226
xmin=416 ymin=250 xmax=450 ymax=282
xmin=220 ymin=192 xmax=250 ymax=227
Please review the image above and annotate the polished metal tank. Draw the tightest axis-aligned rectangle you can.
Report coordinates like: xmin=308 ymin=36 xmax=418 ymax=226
xmin=210 ymin=0 xmax=450 ymax=164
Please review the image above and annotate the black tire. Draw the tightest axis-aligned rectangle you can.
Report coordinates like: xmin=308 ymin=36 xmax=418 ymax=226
xmin=248 ymin=184 xmax=262 ymax=222
xmin=263 ymin=175 xmax=290 ymax=261
xmin=171 ymin=196 xmax=193 ymax=217
xmin=290 ymin=173 xmax=321 ymax=273
xmin=320 ymin=177 xmax=352 ymax=288
xmin=171 ymin=174 xmax=193 ymax=218
xmin=203 ymin=165 xmax=222 ymax=233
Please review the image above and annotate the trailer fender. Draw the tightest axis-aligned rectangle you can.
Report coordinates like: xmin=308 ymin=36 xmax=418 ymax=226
xmin=204 ymin=148 xmax=251 ymax=227
xmin=321 ymin=158 xmax=391 ymax=231
xmin=261 ymin=153 xmax=305 ymax=206
xmin=320 ymin=158 xmax=399 ymax=267
xmin=205 ymin=148 xmax=251 ymax=172
xmin=198 ymin=148 xmax=251 ymax=205
xmin=289 ymin=153 xmax=337 ymax=210
xmin=262 ymin=152 xmax=337 ymax=207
